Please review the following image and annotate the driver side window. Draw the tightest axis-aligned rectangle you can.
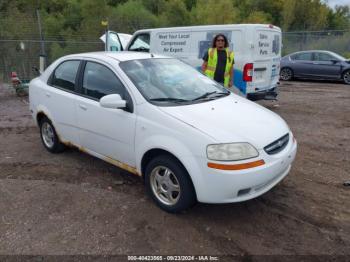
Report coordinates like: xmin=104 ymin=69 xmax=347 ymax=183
xmin=128 ymin=33 xmax=150 ymax=52
xmin=313 ymin=53 xmax=334 ymax=62
xmin=82 ymin=62 xmax=125 ymax=100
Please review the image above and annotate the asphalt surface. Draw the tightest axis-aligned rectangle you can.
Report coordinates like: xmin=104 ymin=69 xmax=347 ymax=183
xmin=0 ymin=80 xmax=349 ymax=257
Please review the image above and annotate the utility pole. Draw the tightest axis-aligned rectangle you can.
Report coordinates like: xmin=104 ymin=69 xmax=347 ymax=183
xmin=102 ymin=19 xmax=109 ymax=51
xmin=36 ymin=8 xmax=46 ymax=72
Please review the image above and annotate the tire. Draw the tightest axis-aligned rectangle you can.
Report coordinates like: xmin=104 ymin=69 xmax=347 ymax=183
xmin=145 ymin=155 xmax=196 ymax=213
xmin=342 ymin=70 xmax=350 ymax=85
xmin=39 ymin=116 xmax=65 ymax=153
xmin=280 ymin=67 xmax=293 ymax=81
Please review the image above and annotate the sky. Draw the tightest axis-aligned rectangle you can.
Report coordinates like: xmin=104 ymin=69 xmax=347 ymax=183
xmin=325 ymin=0 xmax=350 ymax=8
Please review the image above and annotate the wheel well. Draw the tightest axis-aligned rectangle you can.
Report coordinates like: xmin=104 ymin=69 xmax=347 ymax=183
xmin=141 ymin=148 xmax=197 ymax=199
xmin=342 ymin=69 xmax=350 ymax=76
xmin=36 ymin=112 xmax=47 ymax=126
xmin=141 ymin=149 xmax=173 ymax=176
xmin=281 ymin=67 xmax=293 ymax=72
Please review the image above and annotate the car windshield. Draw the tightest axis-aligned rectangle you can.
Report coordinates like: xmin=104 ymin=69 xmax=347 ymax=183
xmin=119 ymin=58 xmax=230 ymax=106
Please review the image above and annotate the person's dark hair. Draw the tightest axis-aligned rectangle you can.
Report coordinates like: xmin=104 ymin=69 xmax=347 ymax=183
xmin=212 ymin=34 xmax=229 ymax=48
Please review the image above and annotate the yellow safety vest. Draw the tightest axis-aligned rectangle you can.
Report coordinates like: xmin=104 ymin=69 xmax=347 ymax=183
xmin=205 ymin=48 xmax=234 ymax=87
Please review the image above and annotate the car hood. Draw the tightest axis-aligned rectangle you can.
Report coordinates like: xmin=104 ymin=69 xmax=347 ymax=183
xmin=158 ymin=95 xmax=290 ymax=149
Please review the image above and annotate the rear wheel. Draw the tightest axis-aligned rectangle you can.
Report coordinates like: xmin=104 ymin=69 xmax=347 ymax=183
xmin=39 ymin=116 xmax=65 ymax=153
xmin=342 ymin=70 xmax=350 ymax=85
xmin=145 ymin=155 xmax=196 ymax=213
xmin=280 ymin=68 xmax=293 ymax=81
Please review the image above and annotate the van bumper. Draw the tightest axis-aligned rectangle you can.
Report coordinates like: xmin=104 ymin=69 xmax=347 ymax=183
xmin=247 ymin=87 xmax=278 ymax=101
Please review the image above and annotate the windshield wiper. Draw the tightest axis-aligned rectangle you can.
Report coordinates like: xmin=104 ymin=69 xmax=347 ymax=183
xmin=130 ymin=47 xmax=150 ymax=52
xmin=191 ymin=91 xmax=229 ymax=101
xmin=150 ymin=97 xmax=190 ymax=103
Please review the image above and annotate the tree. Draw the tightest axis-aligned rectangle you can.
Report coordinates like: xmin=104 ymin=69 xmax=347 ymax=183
xmin=281 ymin=0 xmax=296 ymax=31
xmin=328 ymin=5 xmax=350 ymax=30
xmin=142 ymin=0 xmax=167 ymax=16
xmin=160 ymin=0 xmax=191 ymax=26
xmin=110 ymin=0 xmax=158 ymax=33
xmin=191 ymin=0 xmax=239 ymax=25
xmin=233 ymin=0 xmax=283 ymax=25
xmin=282 ymin=0 xmax=329 ymax=31
xmin=244 ymin=11 xmax=273 ymax=24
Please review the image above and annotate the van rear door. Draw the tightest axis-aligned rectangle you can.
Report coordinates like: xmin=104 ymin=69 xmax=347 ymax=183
xmin=253 ymin=26 xmax=281 ymax=93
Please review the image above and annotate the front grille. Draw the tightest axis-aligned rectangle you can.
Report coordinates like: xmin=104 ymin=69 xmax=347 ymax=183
xmin=264 ymin=134 xmax=289 ymax=155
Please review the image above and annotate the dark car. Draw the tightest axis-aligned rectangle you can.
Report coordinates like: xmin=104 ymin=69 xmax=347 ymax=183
xmin=280 ymin=50 xmax=350 ymax=84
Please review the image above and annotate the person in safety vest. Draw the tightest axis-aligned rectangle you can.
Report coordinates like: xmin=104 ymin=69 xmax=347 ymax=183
xmin=202 ymin=34 xmax=234 ymax=88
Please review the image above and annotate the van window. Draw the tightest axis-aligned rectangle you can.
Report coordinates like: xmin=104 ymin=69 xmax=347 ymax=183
xmin=51 ymin=60 xmax=80 ymax=91
xmin=82 ymin=62 xmax=126 ymax=100
xmin=107 ymin=32 xmax=122 ymax=51
xmin=128 ymin=33 xmax=150 ymax=52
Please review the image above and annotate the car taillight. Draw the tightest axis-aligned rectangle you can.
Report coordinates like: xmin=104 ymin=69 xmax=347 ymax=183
xmin=243 ymin=63 xmax=253 ymax=82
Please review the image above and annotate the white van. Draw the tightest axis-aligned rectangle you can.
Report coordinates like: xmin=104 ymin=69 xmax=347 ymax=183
xmin=120 ymin=24 xmax=282 ymax=100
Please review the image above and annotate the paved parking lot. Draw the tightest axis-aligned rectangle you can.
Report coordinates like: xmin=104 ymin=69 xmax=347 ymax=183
xmin=0 ymin=80 xmax=349 ymax=256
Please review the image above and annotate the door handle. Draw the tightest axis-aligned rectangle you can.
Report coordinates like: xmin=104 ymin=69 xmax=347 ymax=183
xmin=45 ymin=92 xmax=51 ymax=98
xmin=79 ymin=104 xmax=87 ymax=111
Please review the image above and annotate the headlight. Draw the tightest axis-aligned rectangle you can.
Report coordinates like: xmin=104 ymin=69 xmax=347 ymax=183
xmin=207 ymin=143 xmax=259 ymax=161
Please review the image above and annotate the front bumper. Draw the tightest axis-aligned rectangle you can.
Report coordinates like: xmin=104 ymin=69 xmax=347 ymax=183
xmin=190 ymin=135 xmax=297 ymax=204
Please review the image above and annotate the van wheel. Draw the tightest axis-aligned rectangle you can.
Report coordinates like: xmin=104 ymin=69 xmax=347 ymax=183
xmin=39 ymin=116 xmax=65 ymax=153
xmin=342 ymin=70 xmax=350 ymax=85
xmin=280 ymin=68 xmax=293 ymax=81
xmin=145 ymin=155 xmax=196 ymax=213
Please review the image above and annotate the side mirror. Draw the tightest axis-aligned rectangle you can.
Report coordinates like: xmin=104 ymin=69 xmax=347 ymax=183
xmin=330 ymin=59 xmax=339 ymax=64
xmin=100 ymin=94 xmax=126 ymax=109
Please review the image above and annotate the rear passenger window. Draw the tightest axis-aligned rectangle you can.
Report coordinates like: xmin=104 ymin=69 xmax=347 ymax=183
xmin=291 ymin=53 xmax=312 ymax=61
xmin=82 ymin=62 xmax=126 ymax=100
xmin=51 ymin=60 xmax=80 ymax=91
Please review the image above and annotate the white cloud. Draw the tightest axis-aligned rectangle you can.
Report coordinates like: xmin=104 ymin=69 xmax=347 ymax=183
xmin=325 ymin=0 xmax=350 ymax=8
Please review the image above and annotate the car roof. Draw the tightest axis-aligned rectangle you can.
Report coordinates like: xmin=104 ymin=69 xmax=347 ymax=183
xmin=289 ymin=50 xmax=333 ymax=55
xmin=64 ymin=51 xmax=170 ymax=62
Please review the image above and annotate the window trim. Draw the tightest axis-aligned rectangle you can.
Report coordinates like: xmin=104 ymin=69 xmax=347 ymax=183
xmin=76 ymin=60 xmax=134 ymax=113
xmin=128 ymin=32 xmax=150 ymax=52
xmin=47 ymin=59 xmax=82 ymax=94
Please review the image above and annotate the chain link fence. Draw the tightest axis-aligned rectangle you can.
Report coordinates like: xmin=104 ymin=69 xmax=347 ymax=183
xmin=1 ymin=29 xmax=350 ymax=83
xmin=282 ymin=30 xmax=350 ymax=57
xmin=0 ymin=39 xmax=104 ymax=83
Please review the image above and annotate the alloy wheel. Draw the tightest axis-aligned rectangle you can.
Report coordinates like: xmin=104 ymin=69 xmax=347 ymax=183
xmin=343 ymin=71 xmax=350 ymax=84
xmin=41 ymin=122 xmax=55 ymax=148
xmin=280 ymin=68 xmax=292 ymax=81
xmin=150 ymin=166 xmax=181 ymax=206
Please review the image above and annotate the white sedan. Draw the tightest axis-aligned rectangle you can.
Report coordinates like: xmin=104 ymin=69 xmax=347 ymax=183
xmin=29 ymin=52 xmax=297 ymax=212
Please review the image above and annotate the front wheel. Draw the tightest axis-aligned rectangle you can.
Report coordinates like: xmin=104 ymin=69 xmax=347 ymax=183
xmin=342 ymin=70 xmax=350 ymax=85
xmin=145 ymin=155 xmax=196 ymax=213
xmin=280 ymin=68 xmax=293 ymax=81
xmin=39 ymin=116 xmax=65 ymax=153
